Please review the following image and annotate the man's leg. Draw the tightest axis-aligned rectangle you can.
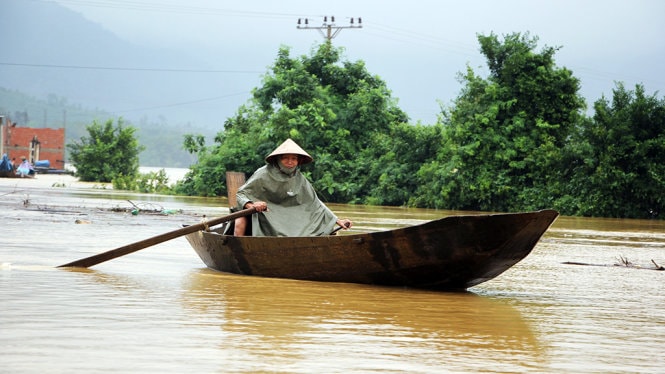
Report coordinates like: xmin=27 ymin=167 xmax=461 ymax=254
xmin=234 ymin=217 xmax=247 ymax=236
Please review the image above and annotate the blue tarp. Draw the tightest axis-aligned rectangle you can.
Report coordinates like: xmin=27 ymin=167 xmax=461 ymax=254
xmin=35 ymin=160 xmax=50 ymax=168
xmin=0 ymin=154 xmax=13 ymax=173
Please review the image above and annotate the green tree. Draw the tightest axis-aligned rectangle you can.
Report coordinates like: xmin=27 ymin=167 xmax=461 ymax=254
xmin=413 ymin=32 xmax=586 ymax=211
xmin=67 ymin=118 xmax=144 ymax=182
xmin=176 ymin=43 xmax=412 ymax=200
xmin=565 ymin=83 xmax=665 ymax=218
xmin=361 ymin=122 xmax=443 ymax=205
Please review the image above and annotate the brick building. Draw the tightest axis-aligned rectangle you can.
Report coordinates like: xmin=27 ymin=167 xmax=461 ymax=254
xmin=0 ymin=116 xmax=66 ymax=170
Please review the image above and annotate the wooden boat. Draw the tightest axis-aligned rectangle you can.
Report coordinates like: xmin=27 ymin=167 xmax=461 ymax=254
xmin=184 ymin=209 xmax=558 ymax=291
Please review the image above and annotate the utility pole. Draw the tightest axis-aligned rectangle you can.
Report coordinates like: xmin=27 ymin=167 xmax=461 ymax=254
xmin=297 ymin=16 xmax=362 ymax=41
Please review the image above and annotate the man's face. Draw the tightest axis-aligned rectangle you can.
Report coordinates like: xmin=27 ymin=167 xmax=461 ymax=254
xmin=280 ymin=154 xmax=299 ymax=168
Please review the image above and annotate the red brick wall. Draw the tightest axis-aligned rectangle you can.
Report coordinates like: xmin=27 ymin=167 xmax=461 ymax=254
xmin=2 ymin=125 xmax=66 ymax=169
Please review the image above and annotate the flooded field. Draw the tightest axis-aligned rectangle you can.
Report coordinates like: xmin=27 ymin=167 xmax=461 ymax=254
xmin=1 ymin=173 xmax=664 ymax=373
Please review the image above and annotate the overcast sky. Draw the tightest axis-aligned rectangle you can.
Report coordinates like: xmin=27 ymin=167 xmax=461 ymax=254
xmin=53 ymin=0 xmax=665 ymax=124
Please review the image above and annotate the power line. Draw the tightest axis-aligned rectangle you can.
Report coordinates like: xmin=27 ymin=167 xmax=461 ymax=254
xmin=366 ymin=21 xmax=478 ymax=57
xmin=0 ymin=62 xmax=263 ymax=74
xmin=49 ymin=0 xmax=299 ymax=19
xmin=115 ymin=91 xmax=250 ymax=113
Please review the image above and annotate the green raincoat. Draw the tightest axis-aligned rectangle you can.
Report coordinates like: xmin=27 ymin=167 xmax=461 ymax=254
xmin=236 ymin=164 xmax=338 ymax=236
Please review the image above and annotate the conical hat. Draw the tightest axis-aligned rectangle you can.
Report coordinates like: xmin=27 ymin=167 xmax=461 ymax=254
xmin=265 ymin=138 xmax=313 ymax=165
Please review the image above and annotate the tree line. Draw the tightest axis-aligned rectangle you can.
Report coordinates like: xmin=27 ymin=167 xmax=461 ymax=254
xmin=68 ymin=32 xmax=665 ymax=219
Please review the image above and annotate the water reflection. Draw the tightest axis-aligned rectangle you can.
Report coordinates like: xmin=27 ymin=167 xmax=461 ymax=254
xmin=179 ymin=269 xmax=543 ymax=372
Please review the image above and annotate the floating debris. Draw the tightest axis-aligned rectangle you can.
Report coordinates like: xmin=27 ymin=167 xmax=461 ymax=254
xmin=109 ymin=200 xmax=182 ymax=216
xmin=563 ymin=256 xmax=664 ymax=271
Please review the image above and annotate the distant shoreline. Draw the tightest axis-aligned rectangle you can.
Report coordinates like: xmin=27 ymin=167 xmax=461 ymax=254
xmin=0 ymin=166 xmax=190 ymax=190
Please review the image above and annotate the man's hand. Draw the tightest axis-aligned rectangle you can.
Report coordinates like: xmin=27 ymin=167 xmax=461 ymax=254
xmin=246 ymin=201 xmax=268 ymax=212
xmin=336 ymin=218 xmax=353 ymax=229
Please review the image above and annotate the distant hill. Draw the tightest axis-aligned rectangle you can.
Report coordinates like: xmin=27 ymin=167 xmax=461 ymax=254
xmin=0 ymin=0 xmax=255 ymax=167
xmin=0 ymin=87 xmax=208 ymax=167
xmin=0 ymin=0 xmax=255 ymax=124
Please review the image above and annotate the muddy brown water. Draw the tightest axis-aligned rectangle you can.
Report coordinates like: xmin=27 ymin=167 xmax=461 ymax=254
xmin=1 ymin=175 xmax=664 ymax=373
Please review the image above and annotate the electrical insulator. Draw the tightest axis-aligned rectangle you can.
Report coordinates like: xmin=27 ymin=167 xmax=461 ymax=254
xmin=358 ymin=17 xmax=362 ymax=24
xmin=331 ymin=16 xmax=335 ymax=22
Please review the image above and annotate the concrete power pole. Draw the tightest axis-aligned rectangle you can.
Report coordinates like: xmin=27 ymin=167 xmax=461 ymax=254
xmin=297 ymin=16 xmax=362 ymax=41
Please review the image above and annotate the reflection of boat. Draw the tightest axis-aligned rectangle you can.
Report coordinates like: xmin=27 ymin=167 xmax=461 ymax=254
xmin=184 ymin=209 xmax=558 ymax=290
xmin=180 ymin=269 xmax=542 ymax=362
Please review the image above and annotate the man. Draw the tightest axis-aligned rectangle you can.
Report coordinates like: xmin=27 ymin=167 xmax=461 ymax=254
xmin=234 ymin=139 xmax=352 ymax=236
xmin=16 ymin=156 xmax=34 ymax=177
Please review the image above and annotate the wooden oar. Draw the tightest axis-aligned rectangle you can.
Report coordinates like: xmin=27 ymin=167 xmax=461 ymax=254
xmin=329 ymin=221 xmax=351 ymax=235
xmin=57 ymin=207 xmax=257 ymax=268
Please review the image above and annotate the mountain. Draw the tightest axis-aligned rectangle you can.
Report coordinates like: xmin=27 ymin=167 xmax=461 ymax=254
xmin=1 ymin=0 xmax=258 ymax=125
xmin=0 ymin=0 xmax=260 ymax=166
xmin=0 ymin=86 xmax=201 ymax=167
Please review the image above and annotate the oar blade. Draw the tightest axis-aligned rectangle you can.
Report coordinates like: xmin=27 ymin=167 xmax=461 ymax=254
xmin=57 ymin=208 xmax=256 ymax=268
